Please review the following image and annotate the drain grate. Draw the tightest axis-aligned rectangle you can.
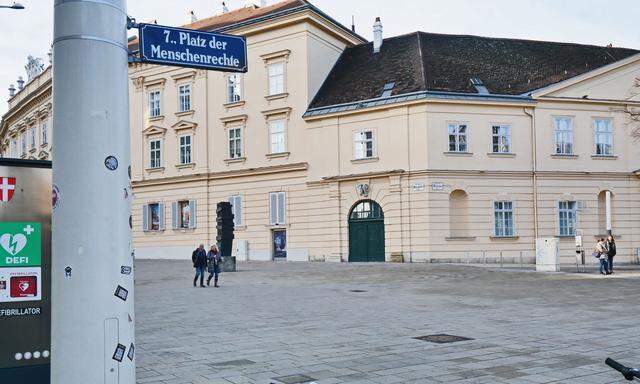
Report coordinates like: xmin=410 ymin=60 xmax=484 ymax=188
xmin=271 ymin=374 xmax=317 ymax=384
xmin=209 ymin=359 xmax=255 ymax=368
xmin=349 ymin=289 xmax=367 ymax=293
xmin=413 ymin=334 xmax=473 ymax=344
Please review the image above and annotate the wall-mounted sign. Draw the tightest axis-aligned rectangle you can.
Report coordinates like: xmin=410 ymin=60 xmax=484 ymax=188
xmin=0 ymin=267 xmax=42 ymax=302
xmin=0 ymin=222 xmax=41 ymax=267
xmin=431 ymin=182 xmax=445 ymax=191
xmin=0 ymin=177 xmax=16 ymax=202
xmin=138 ymin=23 xmax=247 ymax=72
xmin=411 ymin=182 xmax=426 ymax=192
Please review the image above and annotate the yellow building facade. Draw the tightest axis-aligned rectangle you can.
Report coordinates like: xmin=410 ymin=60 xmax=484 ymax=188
xmin=2 ymin=1 xmax=639 ymax=266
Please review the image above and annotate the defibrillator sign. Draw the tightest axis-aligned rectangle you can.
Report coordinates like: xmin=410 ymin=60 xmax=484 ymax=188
xmin=0 ymin=222 xmax=41 ymax=267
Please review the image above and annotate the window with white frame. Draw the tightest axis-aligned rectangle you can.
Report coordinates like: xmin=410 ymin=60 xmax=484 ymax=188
xmin=492 ymin=125 xmax=511 ymax=153
xmin=178 ymin=84 xmax=191 ymax=112
xmin=554 ymin=117 xmax=573 ymax=155
xmin=269 ymin=191 xmax=286 ymax=225
xmin=148 ymin=90 xmax=161 ymax=118
xmin=594 ymin=118 xmax=613 ymax=156
xmin=20 ymin=133 xmax=26 ymax=155
xmin=29 ymin=127 xmax=36 ymax=149
xmin=493 ymin=201 xmax=514 ymax=237
xmin=267 ymin=62 xmax=285 ymax=95
xmin=227 ymin=74 xmax=242 ymax=103
xmin=179 ymin=135 xmax=192 ymax=165
xmin=448 ymin=123 xmax=468 ymax=152
xmin=229 ymin=195 xmax=242 ymax=226
xmin=354 ymin=131 xmax=374 ymax=159
xmin=558 ymin=201 xmax=577 ymax=236
xmin=228 ymin=127 xmax=242 ymax=159
xmin=41 ymin=121 xmax=47 ymax=145
xmin=269 ymin=119 xmax=286 ymax=154
xmin=149 ymin=139 xmax=162 ymax=168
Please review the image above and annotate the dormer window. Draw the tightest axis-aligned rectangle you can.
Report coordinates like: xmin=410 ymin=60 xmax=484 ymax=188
xmin=470 ymin=78 xmax=489 ymax=94
xmin=380 ymin=82 xmax=395 ymax=98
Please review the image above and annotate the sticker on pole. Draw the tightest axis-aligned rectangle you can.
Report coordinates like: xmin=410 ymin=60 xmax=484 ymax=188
xmin=52 ymin=184 xmax=62 ymax=210
xmin=0 ymin=222 xmax=41 ymax=267
xmin=0 ymin=267 xmax=42 ymax=302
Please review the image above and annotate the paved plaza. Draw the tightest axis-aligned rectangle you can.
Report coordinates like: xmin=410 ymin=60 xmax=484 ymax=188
xmin=135 ymin=261 xmax=640 ymax=383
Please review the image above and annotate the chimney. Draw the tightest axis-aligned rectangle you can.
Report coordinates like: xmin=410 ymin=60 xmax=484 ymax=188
xmin=373 ymin=17 xmax=383 ymax=53
xmin=16 ymin=76 xmax=24 ymax=90
xmin=219 ymin=1 xmax=229 ymax=13
xmin=351 ymin=15 xmax=355 ymax=33
xmin=47 ymin=48 xmax=52 ymax=65
xmin=8 ymin=84 xmax=15 ymax=97
xmin=189 ymin=10 xmax=197 ymax=23
xmin=244 ymin=0 xmax=264 ymax=7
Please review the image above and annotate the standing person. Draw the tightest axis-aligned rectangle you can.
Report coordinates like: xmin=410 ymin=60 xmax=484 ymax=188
xmin=207 ymin=245 xmax=221 ymax=287
xmin=594 ymin=238 xmax=609 ymax=275
xmin=192 ymin=244 xmax=207 ymax=287
xmin=606 ymin=235 xmax=617 ymax=274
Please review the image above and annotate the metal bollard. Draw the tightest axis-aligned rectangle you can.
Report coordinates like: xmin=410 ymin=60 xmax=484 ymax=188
xmin=500 ymin=251 xmax=503 ymax=268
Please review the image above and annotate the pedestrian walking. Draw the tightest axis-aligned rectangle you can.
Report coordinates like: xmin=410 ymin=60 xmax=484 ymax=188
xmin=594 ymin=238 xmax=609 ymax=275
xmin=606 ymin=235 xmax=617 ymax=274
xmin=192 ymin=244 xmax=207 ymax=287
xmin=207 ymin=245 xmax=221 ymax=287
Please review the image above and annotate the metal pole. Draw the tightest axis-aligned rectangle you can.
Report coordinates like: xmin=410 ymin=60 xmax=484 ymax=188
xmin=605 ymin=191 xmax=612 ymax=235
xmin=52 ymin=1 xmax=134 ymax=383
xmin=500 ymin=251 xmax=503 ymax=268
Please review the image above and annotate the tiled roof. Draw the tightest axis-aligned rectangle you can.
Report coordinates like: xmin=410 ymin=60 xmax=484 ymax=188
xmin=129 ymin=0 xmax=363 ymax=50
xmin=308 ymin=32 xmax=639 ymax=110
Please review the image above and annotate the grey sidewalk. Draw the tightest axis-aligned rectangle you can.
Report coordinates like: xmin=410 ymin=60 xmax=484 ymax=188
xmin=135 ymin=261 xmax=640 ymax=383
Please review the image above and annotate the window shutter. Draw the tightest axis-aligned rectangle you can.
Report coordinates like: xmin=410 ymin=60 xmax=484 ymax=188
xmin=269 ymin=193 xmax=277 ymax=225
xmin=235 ymin=196 xmax=242 ymax=226
xmin=142 ymin=204 xmax=149 ymax=232
xmin=189 ymin=200 xmax=197 ymax=229
xmin=277 ymin=192 xmax=286 ymax=224
xmin=158 ymin=203 xmax=165 ymax=231
xmin=171 ymin=202 xmax=178 ymax=229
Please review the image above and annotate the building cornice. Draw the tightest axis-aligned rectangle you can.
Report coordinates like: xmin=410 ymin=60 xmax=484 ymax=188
xmin=132 ymin=162 xmax=308 ymax=187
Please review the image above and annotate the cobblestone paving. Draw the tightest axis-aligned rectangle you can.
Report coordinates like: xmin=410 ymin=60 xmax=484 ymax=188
xmin=135 ymin=261 xmax=640 ymax=383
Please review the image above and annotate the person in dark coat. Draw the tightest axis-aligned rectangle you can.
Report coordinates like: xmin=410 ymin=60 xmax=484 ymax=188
xmin=192 ymin=244 xmax=207 ymax=287
xmin=206 ymin=245 xmax=221 ymax=287
xmin=606 ymin=235 xmax=617 ymax=274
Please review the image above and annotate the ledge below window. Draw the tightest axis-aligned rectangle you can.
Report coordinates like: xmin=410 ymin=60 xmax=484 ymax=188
xmin=351 ymin=156 xmax=379 ymax=164
xmin=443 ymin=151 xmax=473 ymax=157
xmin=224 ymin=157 xmax=246 ymax=165
xmin=266 ymin=152 xmax=290 ymax=160
xmin=487 ymin=152 xmax=516 ymax=158
xmin=445 ymin=236 xmax=476 ymax=241
xmin=175 ymin=110 xmax=194 ymax=117
xmin=148 ymin=115 xmax=165 ymax=122
xmin=490 ymin=236 xmax=520 ymax=240
xmin=223 ymin=100 xmax=245 ymax=109
xmin=591 ymin=155 xmax=617 ymax=160
xmin=265 ymin=92 xmax=288 ymax=102
xmin=175 ymin=163 xmax=195 ymax=170
xmin=234 ymin=225 xmax=247 ymax=231
xmin=551 ymin=154 xmax=578 ymax=159
xmin=145 ymin=167 xmax=165 ymax=173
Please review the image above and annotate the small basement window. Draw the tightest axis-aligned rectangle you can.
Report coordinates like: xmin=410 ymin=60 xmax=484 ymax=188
xmin=380 ymin=82 xmax=395 ymax=98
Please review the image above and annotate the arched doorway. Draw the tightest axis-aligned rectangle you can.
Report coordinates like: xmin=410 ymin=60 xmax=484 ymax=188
xmin=348 ymin=200 xmax=385 ymax=262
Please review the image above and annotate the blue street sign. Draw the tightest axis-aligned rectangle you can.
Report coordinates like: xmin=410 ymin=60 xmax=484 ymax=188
xmin=138 ymin=23 xmax=247 ymax=73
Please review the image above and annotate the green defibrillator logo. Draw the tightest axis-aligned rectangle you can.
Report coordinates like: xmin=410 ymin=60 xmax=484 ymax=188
xmin=0 ymin=222 xmax=41 ymax=267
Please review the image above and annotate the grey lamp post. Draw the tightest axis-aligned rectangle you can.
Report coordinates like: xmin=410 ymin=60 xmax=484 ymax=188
xmin=0 ymin=2 xmax=25 ymax=9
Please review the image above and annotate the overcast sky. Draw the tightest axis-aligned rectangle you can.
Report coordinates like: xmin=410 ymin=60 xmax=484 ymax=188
xmin=1 ymin=0 xmax=639 ymax=115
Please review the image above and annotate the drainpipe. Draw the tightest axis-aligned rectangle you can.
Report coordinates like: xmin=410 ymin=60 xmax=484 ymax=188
xmin=524 ymin=107 xmax=539 ymax=240
xmin=406 ymin=106 xmax=412 ymax=262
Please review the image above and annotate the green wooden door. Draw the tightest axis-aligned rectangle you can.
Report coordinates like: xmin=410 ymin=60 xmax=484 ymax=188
xmin=348 ymin=200 xmax=385 ymax=262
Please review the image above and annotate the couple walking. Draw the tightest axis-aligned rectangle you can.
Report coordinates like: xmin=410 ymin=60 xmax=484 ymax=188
xmin=594 ymin=235 xmax=617 ymax=275
xmin=192 ymin=244 xmax=222 ymax=287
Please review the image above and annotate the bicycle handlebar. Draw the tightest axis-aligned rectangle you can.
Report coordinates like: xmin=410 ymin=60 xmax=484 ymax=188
xmin=606 ymin=358 xmax=640 ymax=381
